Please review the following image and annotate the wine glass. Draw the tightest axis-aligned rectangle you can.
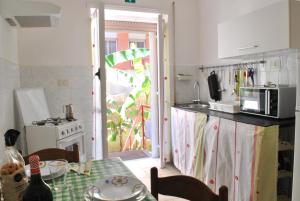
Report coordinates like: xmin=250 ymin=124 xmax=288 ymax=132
xmin=48 ymin=159 xmax=68 ymax=193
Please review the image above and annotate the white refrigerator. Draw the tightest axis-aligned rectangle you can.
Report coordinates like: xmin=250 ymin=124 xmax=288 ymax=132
xmin=293 ymin=113 xmax=300 ymax=201
xmin=292 ymin=66 xmax=300 ymax=201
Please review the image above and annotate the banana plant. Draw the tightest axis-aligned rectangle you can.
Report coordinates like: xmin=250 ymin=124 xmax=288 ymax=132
xmin=105 ymin=48 xmax=151 ymax=150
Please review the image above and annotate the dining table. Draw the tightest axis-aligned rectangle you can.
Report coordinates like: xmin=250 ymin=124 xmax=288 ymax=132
xmin=53 ymin=157 xmax=157 ymax=201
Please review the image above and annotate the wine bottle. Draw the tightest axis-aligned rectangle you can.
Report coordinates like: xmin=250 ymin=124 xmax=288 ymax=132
xmin=23 ymin=155 xmax=53 ymax=201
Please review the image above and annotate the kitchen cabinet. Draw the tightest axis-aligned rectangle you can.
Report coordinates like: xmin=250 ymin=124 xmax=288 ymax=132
xmin=171 ymin=108 xmax=207 ymax=179
xmin=218 ymin=0 xmax=300 ymax=58
xmin=202 ymin=116 xmax=279 ymax=201
xmin=171 ymin=107 xmax=287 ymax=201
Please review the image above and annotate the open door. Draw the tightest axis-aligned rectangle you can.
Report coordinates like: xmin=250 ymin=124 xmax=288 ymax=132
xmin=90 ymin=2 xmax=108 ymax=160
xmin=158 ymin=14 xmax=172 ymax=168
xmin=157 ymin=14 xmax=165 ymax=167
xmin=158 ymin=13 xmax=172 ymax=169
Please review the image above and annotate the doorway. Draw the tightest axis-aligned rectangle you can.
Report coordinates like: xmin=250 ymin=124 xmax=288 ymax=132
xmin=104 ymin=9 xmax=159 ymax=161
xmin=91 ymin=5 xmax=171 ymax=165
xmin=91 ymin=5 xmax=173 ymax=167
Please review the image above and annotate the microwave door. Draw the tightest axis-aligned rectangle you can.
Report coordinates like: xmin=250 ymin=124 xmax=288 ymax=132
xmin=241 ymin=89 xmax=266 ymax=114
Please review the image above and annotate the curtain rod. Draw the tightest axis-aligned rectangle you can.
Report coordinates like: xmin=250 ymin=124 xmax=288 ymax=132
xmin=198 ymin=60 xmax=266 ymax=71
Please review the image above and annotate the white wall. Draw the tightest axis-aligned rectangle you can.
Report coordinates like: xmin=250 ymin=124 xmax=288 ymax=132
xmin=0 ymin=16 xmax=20 ymax=161
xmin=18 ymin=0 xmax=201 ymax=158
xmin=18 ymin=0 xmax=94 ymax=159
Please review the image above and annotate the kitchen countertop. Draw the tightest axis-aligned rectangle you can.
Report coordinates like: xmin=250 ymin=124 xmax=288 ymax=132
xmin=173 ymin=105 xmax=295 ymax=127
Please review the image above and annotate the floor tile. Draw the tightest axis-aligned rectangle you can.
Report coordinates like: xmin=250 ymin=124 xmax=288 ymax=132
xmin=123 ymin=158 xmax=186 ymax=200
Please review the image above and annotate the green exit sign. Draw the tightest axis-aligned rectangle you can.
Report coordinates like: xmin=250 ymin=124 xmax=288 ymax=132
xmin=125 ymin=0 xmax=136 ymax=3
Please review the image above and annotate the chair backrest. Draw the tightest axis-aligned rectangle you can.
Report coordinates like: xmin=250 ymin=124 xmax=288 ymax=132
xmin=23 ymin=144 xmax=80 ymax=165
xmin=150 ymin=167 xmax=228 ymax=201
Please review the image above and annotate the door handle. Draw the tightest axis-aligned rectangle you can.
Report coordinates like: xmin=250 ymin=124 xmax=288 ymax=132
xmin=267 ymin=90 xmax=271 ymax=115
xmin=95 ymin=68 xmax=100 ymax=80
xmin=265 ymin=90 xmax=268 ymax=115
xmin=238 ymin=45 xmax=259 ymax=51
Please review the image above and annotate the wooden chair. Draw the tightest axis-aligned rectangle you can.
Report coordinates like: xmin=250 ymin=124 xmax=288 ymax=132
xmin=150 ymin=167 xmax=228 ymax=201
xmin=23 ymin=144 xmax=80 ymax=165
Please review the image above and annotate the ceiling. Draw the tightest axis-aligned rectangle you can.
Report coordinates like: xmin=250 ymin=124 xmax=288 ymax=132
xmin=105 ymin=9 xmax=159 ymax=23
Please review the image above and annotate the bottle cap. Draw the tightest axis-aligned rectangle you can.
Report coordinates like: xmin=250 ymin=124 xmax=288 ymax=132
xmin=29 ymin=155 xmax=40 ymax=175
xmin=4 ymin=129 xmax=20 ymax=146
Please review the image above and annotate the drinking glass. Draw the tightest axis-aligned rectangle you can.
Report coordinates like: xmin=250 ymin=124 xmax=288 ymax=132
xmin=84 ymin=185 xmax=101 ymax=201
xmin=48 ymin=159 xmax=68 ymax=193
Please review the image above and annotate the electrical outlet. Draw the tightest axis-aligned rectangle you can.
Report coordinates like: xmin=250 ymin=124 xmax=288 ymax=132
xmin=269 ymin=58 xmax=281 ymax=71
xmin=57 ymin=79 xmax=69 ymax=87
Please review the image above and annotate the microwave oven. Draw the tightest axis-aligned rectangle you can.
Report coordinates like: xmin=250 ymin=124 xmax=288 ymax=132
xmin=240 ymin=86 xmax=296 ymax=118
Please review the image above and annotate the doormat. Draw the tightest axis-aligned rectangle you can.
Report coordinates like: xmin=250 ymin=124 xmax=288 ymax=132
xmin=108 ymin=150 xmax=149 ymax=161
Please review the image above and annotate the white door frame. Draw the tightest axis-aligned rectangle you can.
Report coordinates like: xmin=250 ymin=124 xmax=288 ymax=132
xmin=89 ymin=2 xmax=108 ymax=160
xmin=89 ymin=2 xmax=173 ymax=162
xmin=149 ymin=32 xmax=159 ymax=158
xmin=157 ymin=14 xmax=166 ymax=168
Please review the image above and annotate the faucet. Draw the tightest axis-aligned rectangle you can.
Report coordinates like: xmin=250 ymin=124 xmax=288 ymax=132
xmin=193 ymin=81 xmax=201 ymax=104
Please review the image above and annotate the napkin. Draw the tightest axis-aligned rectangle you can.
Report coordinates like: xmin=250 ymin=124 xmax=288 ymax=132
xmin=70 ymin=160 xmax=92 ymax=176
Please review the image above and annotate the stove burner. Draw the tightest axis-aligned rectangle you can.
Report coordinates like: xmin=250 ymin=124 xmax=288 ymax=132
xmin=32 ymin=118 xmax=63 ymax=126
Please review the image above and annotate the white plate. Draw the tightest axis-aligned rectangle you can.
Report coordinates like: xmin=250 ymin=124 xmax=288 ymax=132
xmin=25 ymin=160 xmax=66 ymax=181
xmin=84 ymin=176 xmax=146 ymax=201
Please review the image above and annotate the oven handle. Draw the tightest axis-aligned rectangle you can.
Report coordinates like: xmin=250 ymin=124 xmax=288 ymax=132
xmin=57 ymin=132 xmax=84 ymax=144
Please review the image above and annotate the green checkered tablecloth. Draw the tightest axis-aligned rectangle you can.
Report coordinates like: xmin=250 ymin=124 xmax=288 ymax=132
xmin=52 ymin=158 xmax=156 ymax=201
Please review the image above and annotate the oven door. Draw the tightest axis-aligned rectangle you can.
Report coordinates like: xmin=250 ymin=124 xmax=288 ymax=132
xmin=240 ymin=88 xmax=267 ymax=115
xmin=57 ymin=132 xmax=86 ymax=162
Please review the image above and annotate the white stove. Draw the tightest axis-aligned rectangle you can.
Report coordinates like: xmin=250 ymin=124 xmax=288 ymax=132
xmin=15 ymin=88 xmax=86 ymax=161
xmin=25 ymin=120 xmax=86 ymax=161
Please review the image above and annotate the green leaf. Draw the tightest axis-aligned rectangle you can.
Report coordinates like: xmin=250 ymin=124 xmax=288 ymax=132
xmin=144 ymin=111 xmax=150 ymax=119
xmin=105 ymin=48 xmax=150 ymax=68
xmin=122 ymin=123 xmax=132 ymax=128
xmin=108 ymin=131 xmax=118 ymax=142
xmin=134 ymin=128 xmax=139 ymax=135
xmin=142 ymin=76 xmax=151 ymax=89
xmin=106 ymin=108 xmax=113 ymax=114
xmin=132 ymin=58 xmax=144 ymax=73
xmin=129 ymin=77 xmax=134 ymax=84
xmin=129 ymin=110 xmax=139 ymax=116
xmin=129 ymin=94 xmax=135 ymax=100
xmin=107 ymin=121 xmax=116 ymax=129
xmin=135 ymin=90 xmax=142 ymax=99
xmin=126 ymin=102 xmax=136 ymax=110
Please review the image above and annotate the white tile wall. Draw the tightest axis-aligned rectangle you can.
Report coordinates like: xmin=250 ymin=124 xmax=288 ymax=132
xmin=175 ymin=50 xmax=298 ymax=104
xmin=20 ymin=65 xmax=94 ymax=159
xmin=0 ymin=57 xmax=20 ymax=159
xmin=175 ymin=65 xmax=198 ymax=104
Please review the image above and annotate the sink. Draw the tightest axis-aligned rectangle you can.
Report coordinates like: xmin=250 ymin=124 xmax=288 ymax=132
xmin=180 ymin=103 xmax=209 ymax=109
xmin=187 ymin=104 xmax=209 ymax=108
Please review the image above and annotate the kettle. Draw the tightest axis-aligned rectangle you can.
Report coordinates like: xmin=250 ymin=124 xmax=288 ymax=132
xmin=64 ymin=104 xmax=74 ymax=121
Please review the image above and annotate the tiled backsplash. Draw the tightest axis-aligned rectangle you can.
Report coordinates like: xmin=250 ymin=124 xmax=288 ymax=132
xmin=0 ymin=57 xmax=20 ymax=155
xmin=20 ymin=65 xmax=93 ymax=159
xmin=175 ymin=65 xmax=199 ymax=103
xmin=175 ymin=50 xmax=298 ymax=104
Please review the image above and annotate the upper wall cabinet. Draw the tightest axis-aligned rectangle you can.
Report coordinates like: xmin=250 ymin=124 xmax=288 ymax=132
xmin=218 ymin=0 xmax=300 ymax=59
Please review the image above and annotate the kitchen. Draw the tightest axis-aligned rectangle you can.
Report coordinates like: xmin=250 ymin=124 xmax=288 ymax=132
xmin=1 ymin=0 xmax=300 ymax=201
